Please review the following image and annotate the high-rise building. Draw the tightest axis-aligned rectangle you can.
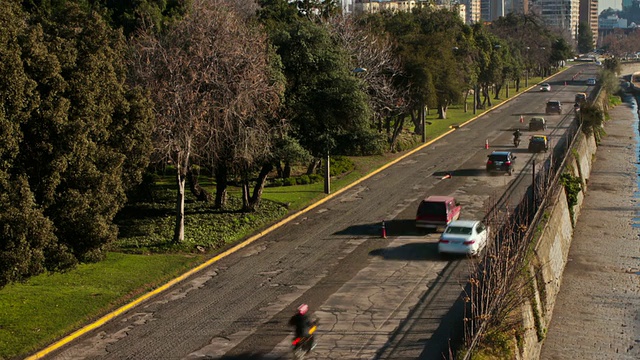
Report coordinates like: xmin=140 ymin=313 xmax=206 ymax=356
xmin=465 ymin=0 xmax=482 ymax=23
xmin=530 ymin=0 xmax=580 ymax=41
xmin=481 ymin=0 xmax=505 ymax=21
xmin=579 ymin=0 xmax=598 ymax=50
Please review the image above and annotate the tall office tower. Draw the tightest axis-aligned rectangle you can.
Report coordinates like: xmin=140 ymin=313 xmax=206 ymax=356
xmin=531 ymin=0 xmax=580 ymax=41
xmin=505 ymin=0 xmax=529 ymax=13
xmin=579 ymin=0 xmax=599 ymax=50
xmin=466 ymin=0 xmax=482 ymax=23
xmin=481 ymin=0 xmax=505 ymax=21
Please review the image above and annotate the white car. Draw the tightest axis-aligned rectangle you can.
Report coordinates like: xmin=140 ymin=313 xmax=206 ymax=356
xmin=586 ymin=78 xmax=596 ymax=85
xmin=438 ymin=220 xmax=489 ymax=256
xmin=539 ymin=83 xmax=551 ymax=92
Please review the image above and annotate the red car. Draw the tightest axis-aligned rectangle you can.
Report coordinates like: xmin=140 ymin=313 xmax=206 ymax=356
xmin=416 ymin=196 xmax=461 ymax=231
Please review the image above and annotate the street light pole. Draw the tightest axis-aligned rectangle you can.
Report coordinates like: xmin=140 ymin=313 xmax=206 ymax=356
xmin=324 ymin=152 xmax=330 ymax=194
xmin=525 ymin=47 xmax=530 ymax=87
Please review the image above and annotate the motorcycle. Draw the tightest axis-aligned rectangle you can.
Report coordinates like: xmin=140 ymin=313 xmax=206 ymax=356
xmin=513 ymin=136 xmax=521 ymax=148
xmin=292 ymin=323 xmax=317 ymax=360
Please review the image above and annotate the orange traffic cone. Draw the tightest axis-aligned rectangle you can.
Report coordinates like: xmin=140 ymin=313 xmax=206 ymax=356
xmin=519 ymin=115 xmax=524 ymax=123
xmin=381 ymin=220 xmax=387 ymax=239
xmin=485 ymin=139 xmax=489 ymax=149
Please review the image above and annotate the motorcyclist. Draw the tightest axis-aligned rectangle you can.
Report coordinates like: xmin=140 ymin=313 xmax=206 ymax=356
xmin=289 ymin=304 xmax=316 ymax=348
xmin=513 ymin=128 xmax=521 ymax=140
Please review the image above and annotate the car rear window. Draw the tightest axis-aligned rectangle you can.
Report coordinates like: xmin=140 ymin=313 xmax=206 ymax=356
xmin=488 ymin=154 xmax=508 ymax=161
xmin=418 ymin=201 xmax=446 ymax=215
xmin=547 ymin=101 xmax=560 ymax=106
xmin=445 ymin=226 xmax=472 ymax=235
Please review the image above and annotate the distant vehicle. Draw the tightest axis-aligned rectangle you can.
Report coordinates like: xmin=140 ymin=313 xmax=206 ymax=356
xmin=438 ymin=220 xmax=489 ymax=256
xmin=415 ymin=196 xmax=461 ymax=230
xmin=486 ymin=151 xmax=516 ymax=176
xmin=529 ymin=117 xmax=547 ymax=131
xmin=539 ymin=83 xmax=551 ymax=92
xmin=574 ymin=93 xmax=587 ymax=103
xmin=528 ymin=135 xmax=549 ymax=153
xmin=586 ymin=78 xmax=597 ymax=85
xmin=545 ymin=100 xmax=562 ymax=114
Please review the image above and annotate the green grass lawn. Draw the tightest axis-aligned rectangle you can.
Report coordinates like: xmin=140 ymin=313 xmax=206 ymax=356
xmin=0 ymin=76 xmax=545 ymax=360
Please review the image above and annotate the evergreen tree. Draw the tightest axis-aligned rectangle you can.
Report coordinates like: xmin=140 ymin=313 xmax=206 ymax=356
xmin=577 ymin=22 xmax=594 ymax=54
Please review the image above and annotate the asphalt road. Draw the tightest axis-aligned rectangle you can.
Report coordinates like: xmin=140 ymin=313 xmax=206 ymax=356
xmin=44 ymin=63 xmax=601 ymax=360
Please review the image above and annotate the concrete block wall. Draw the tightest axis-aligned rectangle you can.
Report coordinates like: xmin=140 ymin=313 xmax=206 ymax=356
xmin=516 ymin=128 xmax=598 ymax=359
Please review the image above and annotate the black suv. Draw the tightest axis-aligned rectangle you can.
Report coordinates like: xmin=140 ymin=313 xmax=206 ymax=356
xmin=545 ymin=100 xmax=562 ymax=114
xmin=486 ymin=151 xmax=516 ymax=176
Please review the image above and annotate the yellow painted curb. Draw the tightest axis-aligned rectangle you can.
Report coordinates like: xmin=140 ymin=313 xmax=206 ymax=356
xmin=25 ymin=73 xmax=565 ymax=359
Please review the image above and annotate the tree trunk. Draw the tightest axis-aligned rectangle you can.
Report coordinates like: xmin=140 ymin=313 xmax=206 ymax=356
xmin=214 ymin=163 xmax=228 ymax=208
xmin=187 ymin=165 xmax=212 ymax=202
xmin=389 ymin=115 xmax=405 ymax=151
xmin=173 ymin=144 xmax=190 ymax=243
xmin=275 ymin=161 xmax=283 ymax=178
xmin=245 ymin=163 xmax=273 ymax=211
xmin=484 ymin=85 xmax=492 ymax=107
xmin=494 ymin=83 xmax=502 ymax=99
xmin=439 ymin=104 xmax=447 ymax=119
xmin=411 ymin=110 xmax=420 ymax=135
xmin=306 ymin=159 xmax=320 ymax=175
xmin=464 ymin=89 xmax=470 ymax=112
xmin=241 ymin=179 xmax=250 ymax=212
xmin=283 ymin=161 xmax=291 ymax=178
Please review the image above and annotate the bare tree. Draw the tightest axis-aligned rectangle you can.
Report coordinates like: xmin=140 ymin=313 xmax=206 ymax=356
xmin=130 ymin=0 xmax=282 ymax=242
xmin=327 ymin=14 xmax=409 ymax=146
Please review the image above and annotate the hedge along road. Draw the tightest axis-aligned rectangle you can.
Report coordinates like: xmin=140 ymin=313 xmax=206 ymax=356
xmin=32 ymin=64 xmax=597 ymax=360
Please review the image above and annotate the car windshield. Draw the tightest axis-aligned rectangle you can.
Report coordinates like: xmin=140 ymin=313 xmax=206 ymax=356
xmin=445 ymin=226 xmax=473 ymax=235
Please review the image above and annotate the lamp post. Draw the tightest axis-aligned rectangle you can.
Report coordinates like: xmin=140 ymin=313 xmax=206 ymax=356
xmin=525 ymin=47 xmax=530 ymax=87
xmin=324 ymin=150 xmax=330 ymax=194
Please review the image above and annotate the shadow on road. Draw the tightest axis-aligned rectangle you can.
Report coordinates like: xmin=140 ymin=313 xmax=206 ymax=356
xmin=433 ymin=169 xmax=485 ymax=178
xmin=334 ymin=219 xmax=426 ymax=237
xmin=369 ymin=242 xmax=444 ymax=262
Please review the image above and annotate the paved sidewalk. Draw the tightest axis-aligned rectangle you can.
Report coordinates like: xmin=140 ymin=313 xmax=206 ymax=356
xmin=539 ymin=100 xmax=640 ymax=359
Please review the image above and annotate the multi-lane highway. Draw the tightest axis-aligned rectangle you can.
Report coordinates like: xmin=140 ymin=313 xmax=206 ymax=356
xmin=42 ymin=63 xmax=601 ymax=360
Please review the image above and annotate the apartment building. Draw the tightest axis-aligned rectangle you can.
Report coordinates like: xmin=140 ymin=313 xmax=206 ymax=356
xmin=579 ymin=0 xmax=598 ymax=50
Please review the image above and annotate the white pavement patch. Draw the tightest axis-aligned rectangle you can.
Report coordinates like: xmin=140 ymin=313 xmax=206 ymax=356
xmin=267 ymin=235 xmax=446 ymax=359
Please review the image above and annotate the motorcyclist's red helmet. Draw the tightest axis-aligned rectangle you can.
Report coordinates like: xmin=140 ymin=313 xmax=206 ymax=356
xmin=297 ymin=304 xmax=309 ymax=315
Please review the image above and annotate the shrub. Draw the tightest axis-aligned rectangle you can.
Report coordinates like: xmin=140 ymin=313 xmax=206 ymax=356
xmin=284 ymin=177 xmax=297 ymax=186
xmin=298 ymin=175 xmax=310 ymax=185
xmin=560 ymin=173 xmax=582 ymax=208
xmin=329 ymin=156 xmax=355 ymax=176
xmin=309 ymin=174 xmax=323 ymax=183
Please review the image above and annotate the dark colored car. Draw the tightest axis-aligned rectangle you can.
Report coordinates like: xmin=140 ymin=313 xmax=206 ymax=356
xmin=486 ymin=151 xmax=516 ymax=176
xmin=545 ymin=100 xmax=562 ymax=114
xmin=528 ymin=117 xmax=547 ymax=131
xmin=528 ymin=135 xmax=549 ymax=153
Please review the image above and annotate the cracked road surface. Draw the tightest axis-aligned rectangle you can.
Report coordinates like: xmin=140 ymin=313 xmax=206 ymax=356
xmin=44 ymin=64 xmax=600 ymax=360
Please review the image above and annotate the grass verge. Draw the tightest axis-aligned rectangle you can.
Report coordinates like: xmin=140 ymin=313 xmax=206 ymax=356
xmin=1 ymin=76 xmax=545 ymax=359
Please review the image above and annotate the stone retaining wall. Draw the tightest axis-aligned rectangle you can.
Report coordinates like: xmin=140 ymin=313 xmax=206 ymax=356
xmin=516 ymin=126 xmax=598 ymax=359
